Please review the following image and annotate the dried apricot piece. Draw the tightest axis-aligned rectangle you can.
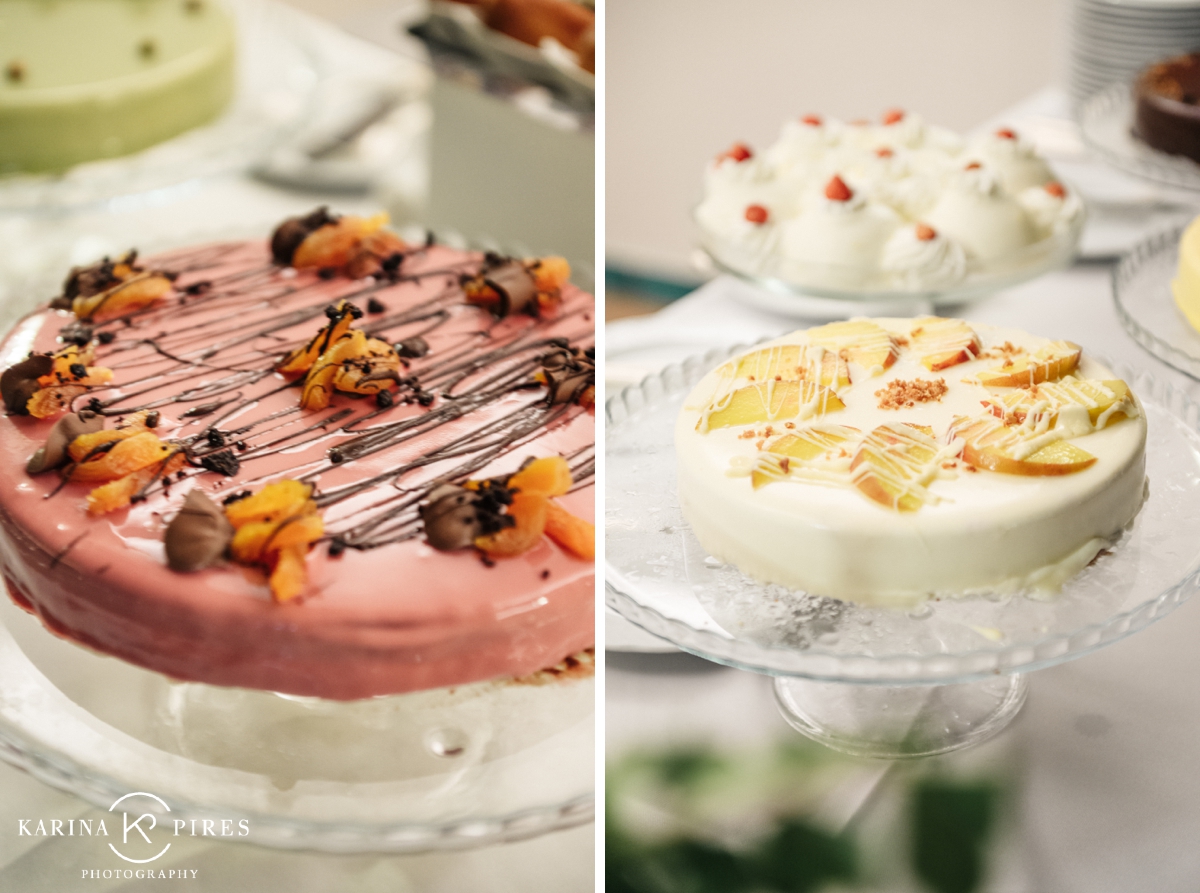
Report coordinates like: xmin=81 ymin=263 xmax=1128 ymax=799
xmin=69 ymin=432 xmax=176 ymax=482
xmin=224 ymin=480 xmax=314 ymax=528
xmin=27 ymin=386 xmax=88 ymax=419
xmin=87 ymin=468 xmax=154 ymax=515
xmin=332 ymin=337 xmax=401 ymax=396
xmin=531 ymin=256 xmax=570 ymax=293
xmin=73 ymin=274 xmax=172 ymax=322
xmin=544 ymin=501 xmax=594 ymax=560
xmin=230 ymin=513 xmax=324 ymax=565
xmin=508 ymin=456 xmax=573 ymax=497
xmin=69 ymin=423 xmax=143 ymax=462
xmin=277 ymin=302 xmax=361 ymax=377
xmin=269 ymin=545 xmax=309 ymax=603
xmin=85 ymin=452 xmax=185 ymax=515
xmin=293 ymin=213 xmax=388 ymax=270
xmin=475 ymin=492 xmax=548 ymax=557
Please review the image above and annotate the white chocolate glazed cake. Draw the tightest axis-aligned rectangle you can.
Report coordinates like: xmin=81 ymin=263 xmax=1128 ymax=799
xmin=675 ymin=318 xmax=1147 ymax=606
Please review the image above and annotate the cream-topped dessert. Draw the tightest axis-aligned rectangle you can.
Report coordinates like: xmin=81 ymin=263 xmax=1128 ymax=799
xmin=696 ymin=111 xmax=1076 ymax=291
xmin=0 ymin=211 xmax=595 ymax=699
xmin=675 ymin=318 xmax=1146 ymax=606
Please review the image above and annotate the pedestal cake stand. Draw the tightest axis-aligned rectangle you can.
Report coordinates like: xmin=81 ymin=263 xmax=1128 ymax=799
xmin=605 ymin=349 xmax=1200 ymax=759
xmin=0 ymin=226 xmax=595 ymax=853
xmin=1114 ymin=223 xmax=1200 ymax=381
xmin=692 ymin=206 xmax=1084 ymax=320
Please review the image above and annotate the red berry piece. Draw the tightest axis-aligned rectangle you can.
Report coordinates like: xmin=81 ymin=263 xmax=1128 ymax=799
xmin=801 ymin=114 xmax=823 ymax=127
xmin=875 ymin=146 xmax=895 ymax=158
xmin=744 ymin=205 xmax=769 ymax=225
xmin=995 ymin=127 xmax=1018 ymax=140
xmin=717 ymin=142 xmax=753 ymax=163
xmin=1045 ymin=181 xmax=1066 ymax=198
xmin=915 ymin=223 xmax=937 ymax=241
xmin=882 ymin=108 xmax=905 ymax=125
xmin=824 ymin=175 xmax=853 ymax=202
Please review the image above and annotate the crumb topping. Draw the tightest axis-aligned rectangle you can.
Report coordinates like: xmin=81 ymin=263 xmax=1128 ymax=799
xmin=875 ymin=377 xmax=948 ymax=410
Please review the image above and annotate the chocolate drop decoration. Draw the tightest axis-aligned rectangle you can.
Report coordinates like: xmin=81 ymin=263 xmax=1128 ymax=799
xmin=0 ymin=355 xmax=53 ymax=415
xmin=26 ymin=410 xmax=103 ymax=474
xmin=164 ymin=490 xmax=234 ymax=572
xmin=483 ymin=261 xmax=538 ymax=317
xmin=420 ymin=484 xmax=485 ymax=551
xmin=270 ymin=207 xmax=339 ymax=266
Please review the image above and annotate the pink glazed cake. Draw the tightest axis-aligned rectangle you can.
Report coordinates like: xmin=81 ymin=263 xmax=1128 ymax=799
xmin=0 ymin=210 xmax=595 ymax=700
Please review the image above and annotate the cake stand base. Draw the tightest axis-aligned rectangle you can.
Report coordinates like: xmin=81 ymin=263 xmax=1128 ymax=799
xmin=772 ymin=674 xmax=1027 ymax=759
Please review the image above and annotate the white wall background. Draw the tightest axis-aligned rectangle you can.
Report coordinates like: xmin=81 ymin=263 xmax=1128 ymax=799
xmin=606 ymin=0 xmax=1070 ymax=279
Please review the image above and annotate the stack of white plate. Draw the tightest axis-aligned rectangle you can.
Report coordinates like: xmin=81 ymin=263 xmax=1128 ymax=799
xmin=1070 ymin=0 xmax=1200 ymax=113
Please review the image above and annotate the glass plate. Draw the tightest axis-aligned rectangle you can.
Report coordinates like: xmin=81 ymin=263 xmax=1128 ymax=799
xmin=605 ymin=349 xmax=1200 ymax=686
xmin=694 ymin=208 xmax=1084 ymax=309
xmin=1078 ymin=83 xmax=1200 ymax=193
xmin=1113 ymin=223 xmax=1200 ymax=379
xmin=0 ymin=222 xmax=595 ymax=852
xmin=0 ymin=0 xmax=322 ymax=215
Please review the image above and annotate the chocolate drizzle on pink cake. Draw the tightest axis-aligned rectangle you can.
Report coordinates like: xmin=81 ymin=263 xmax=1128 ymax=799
xmin=0 ymin=217 xmax=595 ymax=699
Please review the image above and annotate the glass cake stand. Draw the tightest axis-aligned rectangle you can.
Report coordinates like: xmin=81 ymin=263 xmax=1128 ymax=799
xmin=0 ymin=594 xmax=593 ymax=852
xmin=0 ymin=224 xmax=595 ymax=853
xmin=1079 ymin=84 xmax=1200 ymax=194
xmin=693 ymin=210 xmax=1084 ymax=318
xmin=605 ymin=350 xmax=1200 ymax=759
xmin=1113 ymin=223 xmax=1200 ymax=380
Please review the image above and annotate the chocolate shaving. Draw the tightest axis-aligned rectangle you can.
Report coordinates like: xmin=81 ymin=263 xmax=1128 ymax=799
xmin=269 ymin=207 xmax=339 ymax=266
xmin=540 ymin=345 xmax=595 ymax=405
xmin=199 ymin=449 xmax=239 ymax=477
xmin=25 ymin=410 xmax=103 ymax=474
xmin=0 ymin=355 xmax=53 ymax=415
xmin=164 ymin=490 xmax=234 ymax=572
xmin=59 ymin=321 xmax=94 ymax=346
xmin=394 ymin=335 xmax=429 ymax=359
xmin=482 ymin=261 xmax=538 ymax=317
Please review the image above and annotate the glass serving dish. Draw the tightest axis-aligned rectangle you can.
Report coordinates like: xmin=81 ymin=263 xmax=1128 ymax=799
xmin=605 ymin=349 xmax=1200 ymax=758
xmin=693 ymin=207 xmax=1084 ymax=310
xmin=1113 ymin=223 xmax=1200 ymax=380
xmin=1079 ymin=83 xmax=1200 ymax=194
xmin=0 ymin=223 xmax=596 ymax=851
xmin=0 ymin=0 xmax=322 ymax=215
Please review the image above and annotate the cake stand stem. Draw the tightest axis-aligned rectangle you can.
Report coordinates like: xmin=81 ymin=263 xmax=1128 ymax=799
xmin=772 ymin=673 xmax=1027 ymax=759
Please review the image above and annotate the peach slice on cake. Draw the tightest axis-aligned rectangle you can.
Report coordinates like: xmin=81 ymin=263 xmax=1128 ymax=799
xmin=750 ymin=424 xmax=860 ymax=489
xmin=850 ymin=423 xmax=945 ymax=512
xmin=723 ymin=345 xmax=851 ymax=390
xmin=806 ymin=320 xmax=899 ymax=373
xmin=951 ymin=414 xmax=1097 ymax=476
xmin=977 ymin=340 xmax=1082 ymax=388
xmin=700 ymin=380 xmax=846 ymax=432
xmin=910 ymin=317 xmax=982 ymax=371
xmin=984 ymin=378 xmax=1135 ymax=433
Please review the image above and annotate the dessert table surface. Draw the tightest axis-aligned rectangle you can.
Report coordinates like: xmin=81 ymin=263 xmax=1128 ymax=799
xmin=606 ymin=89 xmax=1200 ymax=892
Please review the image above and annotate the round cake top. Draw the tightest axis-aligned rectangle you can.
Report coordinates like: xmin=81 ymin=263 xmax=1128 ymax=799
xmin=0 ymin=211 xmax=595 ymax=698
xmin=677 ymin=317 xmax=1145 ymax=533
xmin=0 ymin=0 xmax=234 ymax=103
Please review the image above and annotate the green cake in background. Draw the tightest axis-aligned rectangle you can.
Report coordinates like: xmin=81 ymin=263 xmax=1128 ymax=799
xmin=0 ymin=0 xmax=235 ymax=174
